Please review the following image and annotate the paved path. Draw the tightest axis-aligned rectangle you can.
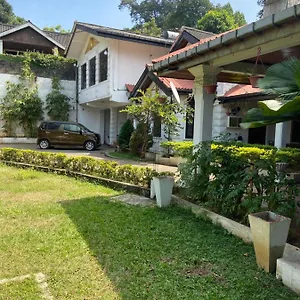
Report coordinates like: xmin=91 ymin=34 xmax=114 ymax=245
xmin=0 ymin=143 xmax=177 ymax=173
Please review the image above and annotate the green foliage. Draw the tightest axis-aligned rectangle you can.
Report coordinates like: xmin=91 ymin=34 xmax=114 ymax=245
xmin=122 ymin=88 xmax=193 ymax=156
xmin=161 ymin=141 xmax=194 ymax=157
xmin=45 ymin=77 xmax=70 ymax=121
xmin=0 ymin=54 xmax=43 ymax=137
xmin=0 ymin=0 xmax=25 ymax=24
xmin=179 ymin=142 xmax=298 ymax=222
xmin=129 ymin=18 xmax=162 ymax=37
xmin=0 ymin=148 xmax=172 ymax=188
xmin=241 ymin=58 xmax=300 ymax=128
xmin=117 ymin=119 xmax=134 ymax=151
xmin=119 ymin=0 xmax=245 ymax=33
xmin=0 ymin=52 xmax=76 ymax=70
xmin=197 ymin=3 xmax=246 ymax=34
xmin=129 ymin=122 xmax=153 ymax=155
xmin=43 ymin=25 xmax=70 ymax=33
xmin=197 ymin=9 xmax=237 ymax=34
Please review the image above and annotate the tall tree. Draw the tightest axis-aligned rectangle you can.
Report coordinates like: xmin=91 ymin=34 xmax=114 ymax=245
xmin=164 ymin=0 xmax=213 ymax=29
xmin=0 ymin=0 xmax=25 ymax=24
xmin=43 ymin=25 xmax=70 ymax=33
xmin=257 ymin=0 xmax=265 ymax=19
xmin=119 ymin=0 xmax=212 ymax=30
xmin=197 ymin=3 xmax=246 ymax=34
xmin=128 ymin=18 xmax=162 ymax=37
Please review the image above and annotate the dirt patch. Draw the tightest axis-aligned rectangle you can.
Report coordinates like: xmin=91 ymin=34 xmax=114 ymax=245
xmin=182 ymin=261 xmax=225 ymax=283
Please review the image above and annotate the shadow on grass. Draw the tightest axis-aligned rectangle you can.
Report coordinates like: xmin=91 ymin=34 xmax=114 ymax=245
xmin=61 ymin=197 xmax=298 ymax=300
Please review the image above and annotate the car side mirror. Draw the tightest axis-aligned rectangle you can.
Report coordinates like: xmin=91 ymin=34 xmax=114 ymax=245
xmin=80 ymin=129 xmax=83 ymax=135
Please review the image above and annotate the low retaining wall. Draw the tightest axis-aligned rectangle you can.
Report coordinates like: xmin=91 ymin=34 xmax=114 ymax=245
xmin=0 ymin=138 xmax=36 ymax=144
xmin=145 ymin=152 xmax=186 ymax=167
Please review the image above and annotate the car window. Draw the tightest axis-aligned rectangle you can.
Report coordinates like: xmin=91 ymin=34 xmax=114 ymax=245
xmin=63 ymin=124 xmax=81 ymax=133
xmin=46 ymin=122 xmax=60 ymax=130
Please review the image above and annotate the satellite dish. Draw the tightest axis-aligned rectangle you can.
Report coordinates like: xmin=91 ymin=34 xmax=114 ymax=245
xmin=169 ymin=81 xmax=180 ymax=104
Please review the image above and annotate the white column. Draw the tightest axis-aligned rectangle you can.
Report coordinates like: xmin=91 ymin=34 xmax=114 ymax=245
xmin=0 ymin=40 xmax=3 ymax=54
xmin=275 ymin=121 xmax=291 ymax=148
xmin=189 ymin=65 xmax=220 ymax=145
xmin=109 ymin=107 xmax=118 ymax=145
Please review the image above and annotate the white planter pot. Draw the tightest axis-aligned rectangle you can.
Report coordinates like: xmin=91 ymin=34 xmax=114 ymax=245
xmin=249 ymin=211 xmax=291 ymax=273
xmin=152 ymin=176 xmax=174 ymax=208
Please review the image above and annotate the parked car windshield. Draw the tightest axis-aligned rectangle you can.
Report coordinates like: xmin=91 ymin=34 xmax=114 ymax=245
xmin=78 ymin=123 xmax=93 ymax=133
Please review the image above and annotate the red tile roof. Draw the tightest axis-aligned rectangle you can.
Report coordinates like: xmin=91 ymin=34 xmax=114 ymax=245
xmin=159 ymin=77 xmax=193 ymax=91
xmin=125 ymin=84 xmax=135 ymax=92
xmin=152 ymin=26 xmax=244 ymax=64
xmin=224 ymin=85 xmax=261 ymax=97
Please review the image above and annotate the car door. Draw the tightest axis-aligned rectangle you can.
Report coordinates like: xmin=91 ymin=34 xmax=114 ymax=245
xmin=45 ymin=122 xmax=64 ymax=145
xmin=62 ymin=123 xmax=86 ymax=146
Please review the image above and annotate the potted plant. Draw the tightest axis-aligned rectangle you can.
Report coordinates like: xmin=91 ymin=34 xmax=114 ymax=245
xmin=249 ymin=47 xmax=265 ymax=88
xmin=248 ymin=211 xmax=291 ymax=273
xmin=151 ymin=175 xmax=174 ymax=207
xmin=204 ymin=84 xmax=217 ymax=94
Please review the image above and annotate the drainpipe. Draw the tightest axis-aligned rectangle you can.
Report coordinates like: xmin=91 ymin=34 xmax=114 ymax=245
xmin=75 ymin=63 xmax=79 ymax=122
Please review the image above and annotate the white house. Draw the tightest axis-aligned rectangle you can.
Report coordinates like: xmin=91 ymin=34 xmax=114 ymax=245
xmin=66 ymin=22 xmax=173 ymax=145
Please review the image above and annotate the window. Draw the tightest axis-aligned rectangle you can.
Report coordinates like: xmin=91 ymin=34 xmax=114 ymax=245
xmin=81 ymin=64 xmax=87 ymax=89
xmin=89 ymin=57 xmax=96 ymax=86
xmin=227 ymin=116 xmax=242 ymax=128
xmin=153 ymin=115 xmax=162 ymax=138
xmin=63 ymin=124 xmax=81 ymax=133
xmin=45 ymin=122 xmax=60 ymax=130
xmin=185 ymin=97 xmax=194 ymax=139
xmin=99 ymin=49 xmax=108 ymax=82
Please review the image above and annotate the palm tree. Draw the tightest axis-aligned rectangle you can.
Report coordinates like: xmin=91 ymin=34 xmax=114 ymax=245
xmin=240 ymin=57 xmax=300 ymax=129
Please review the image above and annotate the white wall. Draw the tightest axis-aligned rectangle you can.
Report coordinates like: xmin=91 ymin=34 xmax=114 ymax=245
xmin=0 ymin=74 xmax=76 ymax=137
xmin=77 ymin=36 xmax=110 ymax=104
xmin=78 ymin=105 xmax=101 ymax=134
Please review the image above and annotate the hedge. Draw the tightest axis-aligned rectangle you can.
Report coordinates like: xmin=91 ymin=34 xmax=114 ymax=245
xmin=0 ymin=148 xmax=171 ymax=188
xmin=161 ymin=141 xmax=300 ymax=169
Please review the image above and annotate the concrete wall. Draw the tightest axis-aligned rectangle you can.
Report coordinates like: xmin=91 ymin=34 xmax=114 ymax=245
xmin=0 ymin=73 xmax=76 ymax=137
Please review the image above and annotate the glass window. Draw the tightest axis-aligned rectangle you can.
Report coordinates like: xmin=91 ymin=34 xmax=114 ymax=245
xmin=46 ymin=122 xmax=60 ymax=130
xmin=153 ymin=115 xmax=161 ymax=138
xmin=81 ymin=64 xmax=86 ymax=89
xmin=89 ymin=57 xmax=96 ymax=86
xmin=185 ymin=97 xmax=194 ymax=139
xmin=99 ymin=49 xmax=108 ymax=82
xmin=63 ymin=124 xmax=81 ymax=133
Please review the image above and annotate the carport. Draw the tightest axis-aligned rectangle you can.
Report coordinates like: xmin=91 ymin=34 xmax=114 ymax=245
xmin=151 ymin=3 xmax=300 ymax=148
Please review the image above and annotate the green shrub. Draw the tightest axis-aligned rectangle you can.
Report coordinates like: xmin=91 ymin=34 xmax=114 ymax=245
xmin=129 ymin=122 xmax=153 ymax=156
xmin=179 ymin=142 xmax=298 ymax=222
xmin=0 ymin=148 xmax=171 ymax=188
xmin=117 ymin=119 xmax=134 ymax=151
xmin=161 ymin=141 xmax=193 ymax=157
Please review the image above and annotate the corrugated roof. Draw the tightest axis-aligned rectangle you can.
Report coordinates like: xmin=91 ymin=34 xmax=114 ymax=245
xmin=159 ymin=77 xmax=193 ymax=91
xmin=181 ymin=26 xmax=214 ymax=41
xmin=224 ymin=85 xmax=261 ymax=97
xmin=0 ymin=22 xmax=71 ymax=48
xmin=152 ymin=26 xmax=243 ymax=63
xmin=76 ymin=21 xmax=174 ymax=46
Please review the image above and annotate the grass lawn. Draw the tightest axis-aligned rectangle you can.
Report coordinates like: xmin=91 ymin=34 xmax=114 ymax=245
xmin=108 ymin=151 xmax=142 ymax=161
xmin=0 ymin=164 xmax=298 ymax=299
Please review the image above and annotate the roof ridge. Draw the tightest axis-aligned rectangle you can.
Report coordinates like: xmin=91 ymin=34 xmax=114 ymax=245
xmin=181 ymin=26 xmax=213 ymax=35
xmin=75 ymin=21 xmax=174 ymax=43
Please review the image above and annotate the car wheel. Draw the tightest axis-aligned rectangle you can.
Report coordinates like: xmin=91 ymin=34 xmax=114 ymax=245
xmin=84 ymin=140 xmax=95 ymax=151
xmin=39 ymin=139 xmax=50 ymax=149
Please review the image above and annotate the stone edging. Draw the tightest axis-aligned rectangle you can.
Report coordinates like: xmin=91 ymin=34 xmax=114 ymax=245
xmin=1 ymin=160 xmax=150 ymax=197
xmin=0 ymin=137 xmax=36 ymax=144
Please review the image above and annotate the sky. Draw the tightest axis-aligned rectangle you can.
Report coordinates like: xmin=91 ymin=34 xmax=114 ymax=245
xmin=9 ymin=0 xmax=261 ymax=31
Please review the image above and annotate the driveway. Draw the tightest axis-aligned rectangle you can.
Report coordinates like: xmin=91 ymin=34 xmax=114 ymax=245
xmin=0 ymin=144 xmax=177 ymax=173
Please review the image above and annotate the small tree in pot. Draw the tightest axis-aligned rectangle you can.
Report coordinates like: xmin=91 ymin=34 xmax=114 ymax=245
xmin=122 ymin=88 xmax=193 ymax=206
